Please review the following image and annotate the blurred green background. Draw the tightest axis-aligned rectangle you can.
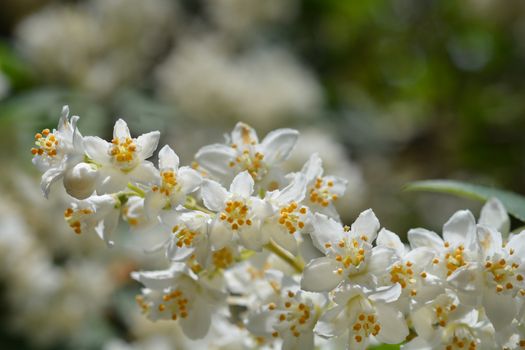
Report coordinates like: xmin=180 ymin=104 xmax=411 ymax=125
xmin=0 ymin=0 xmax=524 ymax=349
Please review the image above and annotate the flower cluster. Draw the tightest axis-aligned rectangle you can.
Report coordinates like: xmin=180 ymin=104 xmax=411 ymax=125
xmin=32 ymin=107 xmax=525 ymax=349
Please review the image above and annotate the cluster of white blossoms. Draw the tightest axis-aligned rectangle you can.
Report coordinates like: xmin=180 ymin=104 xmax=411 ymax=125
xmin=32 ymin=106 xmax=525 ymax=350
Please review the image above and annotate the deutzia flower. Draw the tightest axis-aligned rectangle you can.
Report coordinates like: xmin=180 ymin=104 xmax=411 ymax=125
xmin=62 ymin=162 xmax=100 ymax=199
xmin=31 ymin=105 xmax=84 ymax=197
xmin=194 ymin=122 xmax=299 ymax=190
xmin=63 ymin=194 xmax=120 ymax=246
xmin=201 ymin=171 xmax=273 ymax=251
xmin=288 ymin=153 xmax=347 ymax=219
xmin=405 ymin=291 xmax=497 ymax=350
xmin=407 ymin=210 xmax=480 ymax=289
xmin=247 ymin=270 xmax=325 ymax=350
xmin=261 ymin=173 xmax=309 ymax=255
xmin=83 ymin=119 xmax=160 ymax=193
xmin=144 ymin=145 xmax=202 ymax=218
xmin=301 ymin=210 xmax=394 ymax=292
xmin=132 ymin=264 xmax=226 ymax=340
xmin=316 ymin=284 xmax=409 ymax=350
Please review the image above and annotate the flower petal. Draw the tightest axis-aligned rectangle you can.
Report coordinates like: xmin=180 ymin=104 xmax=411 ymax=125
xmin=271 ymin=230 xmax=298 ymax=256
xmin=314 ymin=305 xmax=347 ymax=338
xmin=506 ymin=231 xmax=525 ymax=258
xmin=351 ymin=209 xmax=380 ymax=242
xmin=477 ymin=225 xmax=502 ymax=258
xmin=144 ymin=190 xmax=166 ymax=219
xmin=194 ymin=144 xmax=237 ymax=181
xmin=375 ymin=303 xmax=409 ymax=344
xmin=209 ymin=220 xmax=233 ymax=250
xmin=130 ymin=269 xmax=179 ymax=289
xmin=231 ymin=122 xmax=259 ymax=145
xmin=41 ymin=166 xmax=65 ymax=198
xmin=113 ymin=119 xmax=131 ymax=139
xmin=274 ymin=173 xmax=307 ymax=205
xmin=479 ymin=197 xmax=510 ymax=237
xmin=180 ymin=298 xmax=212 ymax=339
xmin=131 ymin=161 xmax=160 ymax=185
xmin=229 ymin=171 xmax=254 ymax=198
xmin=83 ymin=136 xmax=110 ymax=163
xmin=376 ymin=228 xmax=405 ymax=257
xmin=238 ymin=223 xmax=266 ymax=251
xmin=158 ymin=144 xmax=179 ymax=170
xmin=300 ymin=153 xmax=323 ymax=182
xmin=201 ymin=179 xmax=228 ymax=212
xmin=482 ymin=288 xmax=517 ymax=331
xmin=301 ymin=257 xmax=342 ymax=292
xmin=137 ymin=131 xmax=160 ymax=160
xmin=260 ymin=128 xmax=299 ymax=164
xmin=178 ymin=167 xmax=202 ymax=194
xmin=407 ymin=228 xmax=443 ymax=251
xmin=311 ymin=213 xmax=345 ymax=254
xmin=442 ymin=210 xmax=476 ymax=247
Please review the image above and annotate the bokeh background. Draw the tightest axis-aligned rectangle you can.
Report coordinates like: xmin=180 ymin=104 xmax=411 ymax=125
xmin=0 ymin=0 xmax=524 ymax=349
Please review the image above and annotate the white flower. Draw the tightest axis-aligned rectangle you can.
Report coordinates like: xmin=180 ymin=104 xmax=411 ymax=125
xmin=63 ymin=194 xmax=120 ymax=246
xmin=301 ymin=210 xmax=394 ymax=292
xmin=195 ymin=122 xmax=298 ymax=189
xmin=261 ymin=173 xmax=309 ymax=255
xmin=289 ymin=153 xmax=347 ymax=219
xmin=83 ymin=119 xmax=160 ymax=193
xmin=132 ymin=264 xmax=225 ymax=340
xmin=405 ymin=291 xmax=497 ymax=350
xmin=144 ymin=145 xmax=202 ymax=218
xmin=201 ymin=171 xmax=273 ymax=251
xmin=315 ymin=284 xmax=408 ymax=350
xmin=407 ymin=210 xmax=480 ymax=287
xmin=31 ymin=105 xmax=84 ymax=197
xmin=246 ymin=270 xmax=325 ymax=350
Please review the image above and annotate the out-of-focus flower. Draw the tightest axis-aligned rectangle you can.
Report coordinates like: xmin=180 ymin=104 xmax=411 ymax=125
xmin=156 ymin=37 xmax=322 ymax=129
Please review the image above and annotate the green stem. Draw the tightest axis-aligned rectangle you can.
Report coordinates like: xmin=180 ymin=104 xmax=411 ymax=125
xmin=184 ymin=196 xmax=214 ymax=215
xmin=264 ymin=241 xmax=304 ymax=274
xmin=127 ymin=183 xmax=145 ymax=198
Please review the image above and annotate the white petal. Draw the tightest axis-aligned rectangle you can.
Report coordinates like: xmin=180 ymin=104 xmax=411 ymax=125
xmin=323 ymin=175 xmax=347 ymax=196
xmin=507 ymin=231 xmax=525 ymax=257
xmin=482 ymin=288 xmax=517 ymax=331
xmin=477 ymin=225 xmax=502 ymax=258
xmin=375 ymin=303 xmax=409 ymax=344
xmin=130 ymin=161 xmax=160 ymax=184
xmin=447 ymin=264 xmax=479 ymax=292
xmin=41 ymin=166 xmax=65 ymax=198
xmin=137 ymin=131 xmax=160 ymax=160
xmin=348 ymin=333 xmax=369 ymax=350
xmin=270 ymin=230 xmax=298 ymax=256
xmin=260 ymin=128 xmax=299 ymax=164
xmin=130 ymin=269 xmax=178 ymax=289
xmin=158 ymin=145 xmax=179 ymax=170
xmin=95 ymin=210 xmax=119 ymax=247
xmin=231 ymin=122 xmax=259 ymax=145
xmin=376 ymin=228 xmax=405 ymax=257
xmin=229 ymin=171 xmax=254 ymax=198
xmin=314 ymin=305 xmax=347 ymax=338
xmin=180 ymin=299 xmax=212 ymax=339
xmin=311 ymin=213 xmax=345 ymax=253
xmin=57 ymin=105 xmax=70 ymax=131
xmin=301 ymin=257 xmax=343 ymax=292
xmin=238 ymin=223 xmax=266 ymax=251
xmin=209 ymin=220 xmax=233 ymax=250
xmin=407 ymin=228 xmax=444 ymax=251
xmin=83 ymin=136 xmax=110 ymax=163
xmin=404 ymin=247 xmax=434 ymax=268
xmin=479 ymin=197 xmax=510 ymax=236
xmin=351 ymin=209 xmax=380 ymax=242
xmin=401 ymin=337 xmax=433 ymax=350
xmin=275 ymin=173 xmax=307 ymax=205
xmin=194 ymin=144 xmax=236 ymax=180
xmin=113 ymin=119 xmax=131 ymax=139
xmin=300 ymin=153 xmax=323 ymax=182
xmin=178 ymin=167 xmax=202 ymax=194
xmin=201 ymin=179 xmax=228 ymax=211
xmin=144 ymin=190 xmax=166 ymax=219
xmin=367 ymin=246 xmax=395 ymax=277
xmin=246 ymin=310 xmax=274 ymax=335
xmin=369 ymin=284 xmax=402 ymax=303
xmin=442 ymin=210 xmax=476 ymax=247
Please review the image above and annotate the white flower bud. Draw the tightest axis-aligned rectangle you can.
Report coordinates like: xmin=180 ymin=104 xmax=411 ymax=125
xmin=63 ymin=162 xmax=99 ymax=199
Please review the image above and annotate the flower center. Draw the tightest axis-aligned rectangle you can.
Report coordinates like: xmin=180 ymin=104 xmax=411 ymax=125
xmin=32 ymin=128 xmax=59 ymax=157
xmin=220 ymin=200 xmax=252 ymax=230
xmin=278 ymin=202 xmax=308 ymax=234
xmin=64 ymin=207 xmax=93 ymax=234
xmin=484 ymin=258 xmax=523 ymax=294
xmin=309 ymin=177 xmax=338 ymax=207
xmin=444 ymin=328 xmax=478 ymax=350
xmin=352 ymin=312 xmax=381 ymax=343
xmin=229 ymin=148 xmax=266 ymax=181
xmin=155 ymin=289 xmax=190 ymax=321
xmin=212 ymin=247 xmax=234 ymax=269
xmin=433 ymin=302 xmax=457 ymax=328
xmin=443 ymin=243 xmax=467 ymax=277
xmin=325 ymin=238 xmax=367 ymax=276
xmin=390 ymin=261 xmax=422 ymax=296
xmin=109 ymin=137 xmax=138 ymax=171
xmin=172 ymin=224 xmax=199 ymax=248
xmin=153 ymin=170 xmax=179 ymax=196
xmin=271 ymin=290 xmax=313 ymax=338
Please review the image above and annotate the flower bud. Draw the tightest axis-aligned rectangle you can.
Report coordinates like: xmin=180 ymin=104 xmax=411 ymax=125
xmin=63 ymin=163 xmax=99 ymax=199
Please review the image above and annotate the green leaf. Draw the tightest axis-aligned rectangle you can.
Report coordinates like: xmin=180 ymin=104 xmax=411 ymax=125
xmin=368 ymin=344 xmax=401 ymax=350
xmin=404 ymin=180 xmax=525 ymax=222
